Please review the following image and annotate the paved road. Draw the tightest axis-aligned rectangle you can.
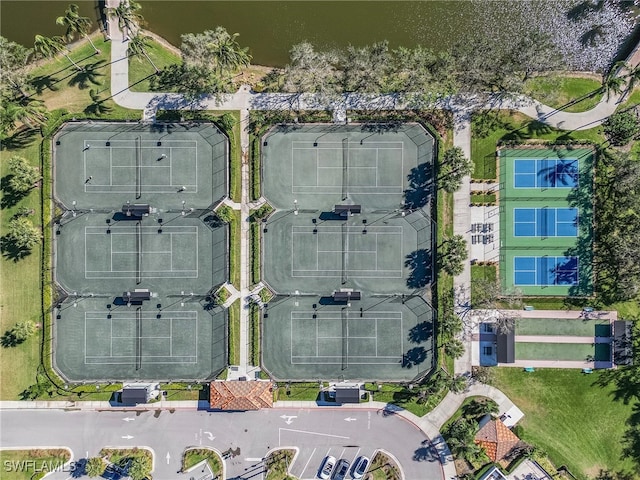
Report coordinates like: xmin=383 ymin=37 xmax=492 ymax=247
xmin=0 ymin=408 xmax=443 ymax=480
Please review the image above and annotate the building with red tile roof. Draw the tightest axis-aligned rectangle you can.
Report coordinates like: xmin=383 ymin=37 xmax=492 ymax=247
xmin=209 ymin=381 xmax=273 ymax=410
xmin=474 ymin=418 xmax=520 ymax=463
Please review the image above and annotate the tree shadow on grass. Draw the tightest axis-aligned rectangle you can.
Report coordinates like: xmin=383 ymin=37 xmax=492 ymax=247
xmin=68 ymin=59 xmax=106 ymax=90
xmin=1 ymin=126 xmax=39 ymax=151
xmin=0 ymin=176 xmax=30 ymax=209
xmin=622 ymin=401 xmax=640 ymax=468
xmin=29 ymin=74 xmax=62 ymax=95
xmin=0 ymin=235 xmax=33 ymax=262
xmin=0 ymin=330 xmax=23 ymax=348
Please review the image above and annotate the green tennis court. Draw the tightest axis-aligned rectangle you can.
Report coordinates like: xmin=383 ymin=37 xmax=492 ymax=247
xmin=262 ymin=295 xmax=434 ymax=381
xmin=53 ymin=297 xmax=227 ymax=381
xmin=262 ymin=123 xmax=435 ymax=211
xmin=262 ymin=209 xmax=432 ymax=294
xmin=515 ymin=317 xmax=611 ymax=337
xmin=260 ymin=123 xmax=436 ymax=381
xmin=499 ymin=146 xmax=594 ymax=296
xmin=52 ymin=122 xmax=229 ymax=382
xmin=54 ymin=212 xmax=226 ymax=295
xmin=53 ymin=122 xmax=228 ymax=210
xmin=515 ymin=342 xmax=610 ymax=362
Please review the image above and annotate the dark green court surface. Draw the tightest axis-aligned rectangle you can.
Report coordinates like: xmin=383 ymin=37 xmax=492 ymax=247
xmin=54 ymin=210 xmax=227 ymax=295
xmin=52 ymin=122 xmax=229 ymax=382
xmin=262 ymin=295 xmax=434 ymax=381
xmin=260 ymin=123 xmax=436 ymax=381
xmin=53 ymin=122 xmax=227 ymax=210
xmin=263 ymin=209 xmax=432 ymax=294
xmin=262 ymin=123 xmax=434 ymax=211
xmin=53 ymin=297 xmax=226 ymax=381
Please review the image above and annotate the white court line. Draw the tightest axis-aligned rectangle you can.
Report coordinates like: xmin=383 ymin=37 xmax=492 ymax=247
xmin=110 ymin=147 xmax=113 ymax=186
xmin=84 ymin=312 xmax=199 ymax=365
xmin=318 ymin=336 xmax=377 ymax=340
xmin=112 ymin=335 xmax=172 ymax=339
xmin=110 ymin=250 xmax=172 ymax=254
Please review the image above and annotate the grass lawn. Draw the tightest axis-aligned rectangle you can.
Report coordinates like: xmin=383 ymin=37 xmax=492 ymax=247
xmin=524 ymin=75 xmax=603 ymax=113
xmin=275 ymin=382 xmax=321 ymax=402
xmin=490 ymin=368 xmax=636 ymax=478
xmin=128 ymin=35 xmax=180 ymax=92
xmin=250 ymin=221 xmax=261 ymax=285
xmin=228 ymin=209 xmax=241 ymax=289
xmin=182 ymin=448 xmax=223 ymax=477
xmin=250 ymin=303 xmax=260 ymax=366
xmin=469 ymin=192 xmax=496 ymax=204
xmin=228 ymin=300 xmax=240 ymax=365
xmin=470 ymin=110 xmax=605 ymax=181
xmin=0 ymin=137 xmax=44 ymax=399
xmin=366 ymin=383 xmax=446 ymax=417
xmin=27 ymin=34 xmax=139 ymax=118
xmin=0 ymin=449 xmax=71 ymax=480
xmin=470 ymin=264 xmax=497 ymax=306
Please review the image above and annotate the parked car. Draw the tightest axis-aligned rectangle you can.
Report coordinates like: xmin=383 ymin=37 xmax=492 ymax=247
xmin=319 ymin=455 xmax=336 ymax=480
xmin=351 ymin=456 xmax=370 ymax=479
xmin=332 ymin=459 xmax=350 ymax=480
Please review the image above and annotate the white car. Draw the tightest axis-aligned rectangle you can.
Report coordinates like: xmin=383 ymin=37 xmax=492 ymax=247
xmin=351 ymin=456 xmax=370 ymax=479
xmin=319 ymin=455 xmax=336 ymax=480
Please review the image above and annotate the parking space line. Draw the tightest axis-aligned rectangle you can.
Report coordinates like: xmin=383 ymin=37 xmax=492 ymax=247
xmin=301 ymin=448 xmax=317 ymax=479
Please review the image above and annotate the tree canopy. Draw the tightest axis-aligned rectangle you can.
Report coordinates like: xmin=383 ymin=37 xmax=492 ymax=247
xmin=438 ymin=235 xmax=468 ymax=276
xmin=8 ymin=155 xmax=40 ymax=193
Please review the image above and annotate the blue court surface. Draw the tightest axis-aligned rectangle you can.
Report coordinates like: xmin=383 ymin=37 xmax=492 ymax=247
xmin=513 ymin=207 xmax=578 ymax=237
xmin=514 ymin=256 xmax=579 ymax=286
xmin=514 ymin=158 xmax=578 ymax=188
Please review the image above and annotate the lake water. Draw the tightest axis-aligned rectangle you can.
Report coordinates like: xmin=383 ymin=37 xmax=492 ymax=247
xmin=1 ymin=0 xmax=636 ymax=70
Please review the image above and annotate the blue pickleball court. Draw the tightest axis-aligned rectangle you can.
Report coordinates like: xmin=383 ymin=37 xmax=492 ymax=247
xmin=514 ymin=256 xmax=579 ymax=286
xmin=513 ymin=207 xmax=578 ymax=237
xmin=514 ymin=158 xmax=579 ymax=188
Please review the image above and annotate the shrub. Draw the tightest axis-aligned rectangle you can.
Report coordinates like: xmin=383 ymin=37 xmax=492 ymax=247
xmin=603 ymin=111 xmax=640 ymax=146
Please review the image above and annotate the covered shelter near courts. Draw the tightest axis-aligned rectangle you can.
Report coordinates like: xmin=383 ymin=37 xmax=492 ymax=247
xmin=121 ymin=385 xmax=150 ymax=405
xmin=334 ymin=384 xmax=361 ymax=404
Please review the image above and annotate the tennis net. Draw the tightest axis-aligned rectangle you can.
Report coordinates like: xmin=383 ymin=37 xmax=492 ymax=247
xmin=135 ymin=307 xmax=142 ymax=370
xmin=136 ymin=136 xmax=142 ymax=199
xmin=342 ymin=222 xmax=348 ymax=285
xmin=136 ymin=221 xmax=142 ymax=284
xmin=342 ymin=307 xmax=348 ymax=371
xmin=342 ymin=138 xmax=349 ymax=200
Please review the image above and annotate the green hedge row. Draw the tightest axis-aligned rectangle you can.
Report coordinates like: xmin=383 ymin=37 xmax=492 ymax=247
xmin=249 ymin=303 xmax=260 ymax=366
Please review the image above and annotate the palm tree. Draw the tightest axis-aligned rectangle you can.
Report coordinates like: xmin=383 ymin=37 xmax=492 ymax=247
xmin=56 ymin=3 xmax=99 ymax=54
xmin=0 ymin=95 xmax=47 ymax=140
xmin=209 ymin=29 xmax=251 ymax=76
xmin=33 ymin=34 xmax=82 ymax=71
xmin=127 ymin=33 xmax=158 ymax=73
xmin=107 ymin=0 xmax=144 ymax=39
